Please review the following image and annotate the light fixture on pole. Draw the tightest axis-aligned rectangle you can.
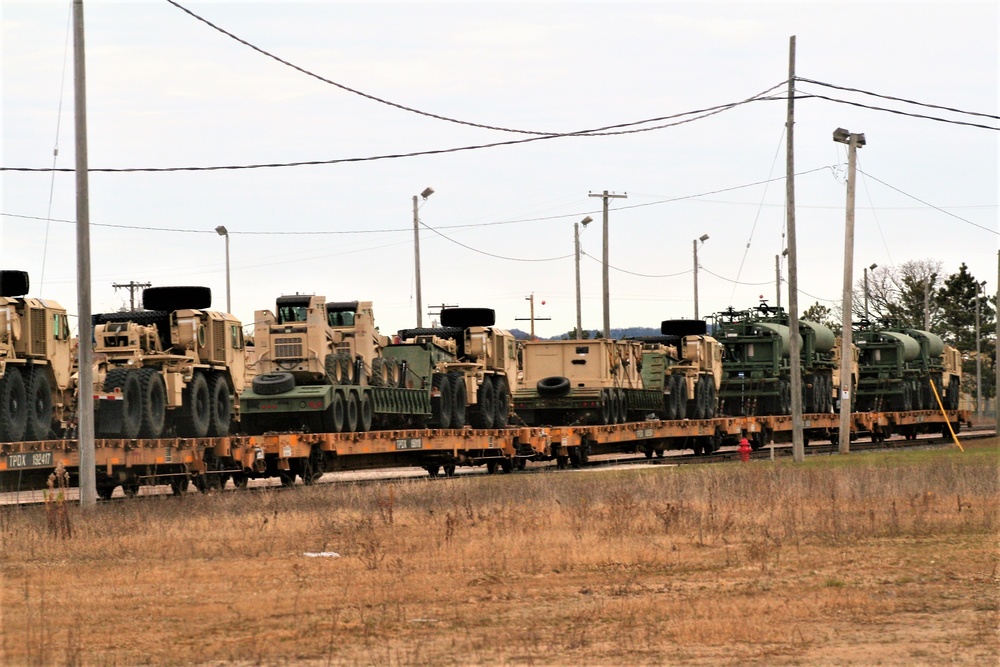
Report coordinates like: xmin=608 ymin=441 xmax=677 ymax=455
xmin=833 ymin=127 xmax=865 ymax=455
xmin=776 ymin=247 xmax=788 ymax=309
xmin=864 ymin=262 xmax=877 ymax=321
xmin=215 ymin=225 xmax=231 ymax=314
xmin=412 ymin=187 xmax=434 ymax=327
xmin=575 ymin=216 xmax=593 ymax=340
xmin=693 ymin=233 xmax=709 ymax=320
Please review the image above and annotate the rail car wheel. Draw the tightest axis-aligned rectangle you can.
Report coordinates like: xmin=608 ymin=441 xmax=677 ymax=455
xmin=443 ymin=465 xmax=456 ymax=477
xmin=500 ymin=457 xmax=514 ymax=473
xmin=493 ymin=375 xmax=511 ymax=429
xmin=0 ymin=368 xmax=28 ymax=443
xmin=486 ymin=461 xmax=498 ymax=474
xmin=358 ymin=393 xmax=373 ymax=432
xmin=344 ymin=392 xmax=360 ymax=433
xmin=96 ymin=483 xmax=116 ymax=500
xmin=134 ymin=368 xmax=166 ymax=439
xmin=122 ymin=478 xmax=140 ymax=498
xmin=302 ymin=446 xmax=324 ymax=485
xmin=430 ymin=374 xmax=453 ymax=429
xmin=231 ymin=471 xmax=249 ymax=489
xmin=23 ymin=368 xmax=53 ymax=441
xmin=425 ymin=465 xmax=441 ymax=478
xmin=450 ymin=374 xmax=467 ymax=428
xmin=177 ymin=371 xmax=211 ymax=438
xmin=169 ymin=475 xmax=189 ymax=495
xmin=470 ymin=376 xmax=496 ymax=429
xmin=207 ymin=374 xmax=231 ymax=437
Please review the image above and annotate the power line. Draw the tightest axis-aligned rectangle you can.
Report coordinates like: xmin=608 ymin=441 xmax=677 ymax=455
xmin=795 ymin=91 xmax=1000 ymax=131
xmin=795 ymin=77 xmax=1000 ymax=120
xmin=857 ymin=169 xmax=999 ymax=236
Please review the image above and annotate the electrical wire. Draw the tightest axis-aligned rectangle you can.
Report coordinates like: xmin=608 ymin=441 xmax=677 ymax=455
xmin=581 ymin=252 xmax=692 ymax=279
xmin=856 ymin=169 xmax=998 ymax=236
xmin=795 ymin=77 xmax=1000 ymax=120
xmin=795 ymin=92 xmax=999 ymax=131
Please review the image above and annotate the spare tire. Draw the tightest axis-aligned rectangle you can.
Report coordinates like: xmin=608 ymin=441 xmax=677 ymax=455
xmin=142 ymin=286 xmax=212 ymax=312
xmin=252 ymin=372 xmax=295 ymax=396
xmin=537 ymin=376 xmax=570 ymax=397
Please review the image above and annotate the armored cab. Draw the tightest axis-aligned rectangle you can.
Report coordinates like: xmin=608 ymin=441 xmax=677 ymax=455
xmin=0 ymin=270 xmax=76 ymax=441
xmin=854 ymin=321 xmax=955 ymax=412
xmin=512 ymin=338 xmax=659 ymax=426
xmin=92 ymin=286 xmax=246 ymax=439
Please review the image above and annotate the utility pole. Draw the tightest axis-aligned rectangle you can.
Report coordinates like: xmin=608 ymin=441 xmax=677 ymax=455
xmin=515 ymin=293 xmax=550 ymax=340
xmin=785 ymin=36 xmax=805 ymax=463
xmin=113 ymin=281 xmax=151 ymax=311
xmin=976 ymin=280 xmax=984 ymax=422
xmin=575 ymin=217 xmax=592 ymax=339
xmin=834 ymin=127 xmax=866 ymax=455
xmin=995 ymin=250 xmax=998 ymax=437
xmin=588 ymin=190 xmax=627 ymax=338
xmin=775 ymin=255 xmax=781 ymax=310
xmin=427 ymin=303 xmax=458 ymax=327
xmin=923 ymin=275 xmax=931 ymax=331
xmin=74 ymin=0 xmax=96 ymax=507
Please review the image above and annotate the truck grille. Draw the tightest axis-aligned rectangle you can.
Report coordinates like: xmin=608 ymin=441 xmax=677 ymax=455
xmin=212 ymin=320 xmax=226 ymax=363
xmin=274 ymin=336 xmax=305 ymax=360
xmin=29 ymin=308 xmax=46 ymax=356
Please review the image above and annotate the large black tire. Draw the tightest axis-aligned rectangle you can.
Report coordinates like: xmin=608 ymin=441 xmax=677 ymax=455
xmin=178 ymin=371 xmax=211 ymax=438
xmin=692 ymin=378 xmax=707 ymax=420
xmin=0 ymin=270 xmax=29 ymax=297
xmin=536 ymin=376 xmax=571 ymax=397
xmin=439 ymin=307 xmax=496 ymax=328
xmin=137 ymin=367 xmax=167 ymax=439
xmin=207 ymin=374 xmax=231 ymax=437
xmin=706 ymin=380 xmax=717 ymax=418
xmin=358 ymin=393 xmax=373 ymax=432
xmin=470 ymin=375 xmax=495 ymax=429
xmin=323 ymin=391 xmax=346 ymax=433
xmin=599 ymin=389 xmax=612 ymax=425
xmin=24 ymin=368 xmax=53 ymax=441
xmin=370 ymin=358 xmax=389 ymax=387
xmin=672 ymin=375 xmax=687 ymax=420
xmin=430 ymin=374 xmax=453 ymax=429
xmin=103 ymin=368 xmax=143 ymax=439
xmin=493 ymin=375 xmax=511 ymax=429
xmin=252 ymin=372 xmax=295 ymax=396
xmin=142 ymin=285 xmax=212 ymax=312
xmin=344 ymin=392 xmax=359 ymax=433
xmin=0 ymin=368 xmax=28 ymax=442
xmin=450 ymin=373 xmax=467 ymax=428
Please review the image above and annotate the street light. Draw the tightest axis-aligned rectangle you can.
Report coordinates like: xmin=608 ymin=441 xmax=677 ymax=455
xmin=215 ymin=225 xmax=230 ymax=313
xmin=693 ymin=233 xmax=709 ymax=320
xmin=833 ymin=127 xmax=865 ymax=455
xmin=864 ymin=262 xmax=877 ymax=321
xmin=575 ymin=216 xmax=593 ymax=339
xmin=412 ymin=187 xmax=434 ymax=327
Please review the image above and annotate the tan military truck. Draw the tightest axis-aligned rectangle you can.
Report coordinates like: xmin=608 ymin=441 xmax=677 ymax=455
xmin=637 ymin=319 xmax=723 ymax=420
xmin=0 ymin=270 xmax=75 ymax=442
xmin=92 ymin=286 xmax=246 ymax=439
xmin=938 ymin=344 xmax=963 ymax=410
xmin=513 ymin=337 xmax=658 ymax=426
xmin=397 ymin=307 xmax=519 ymax=429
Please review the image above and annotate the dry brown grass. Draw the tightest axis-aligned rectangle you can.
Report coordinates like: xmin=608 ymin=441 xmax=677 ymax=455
xmin=2 ymin=440 xmax=998 ymax=666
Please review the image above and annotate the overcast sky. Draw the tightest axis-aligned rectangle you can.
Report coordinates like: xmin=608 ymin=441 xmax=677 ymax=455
xmin=3 ymin=1 xmax=997 ymax=339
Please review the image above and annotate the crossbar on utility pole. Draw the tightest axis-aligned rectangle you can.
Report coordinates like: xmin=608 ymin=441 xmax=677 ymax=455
xmin=113 ymin=281 xmax=151 ymax=311
xmin=588 ymin=190 xmax=627 ymax=339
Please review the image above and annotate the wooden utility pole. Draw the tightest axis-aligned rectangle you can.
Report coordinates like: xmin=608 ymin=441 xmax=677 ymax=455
xmin=74 ymin=0 xmax=96 ymax=506
xmin=515 ymin=293 xmax=550 ymax=339
xmin=995 ymin=250 xmax=998 ymax=437
xmin=785 ymin=36 xmax=805 ymax=463
xmin=588 ymin=190 xmax=627 ymax=338
xmin=113 ymin=281 xmax=151 ymax=311
xmin=834 ymin=128 xmax=866 ymax=455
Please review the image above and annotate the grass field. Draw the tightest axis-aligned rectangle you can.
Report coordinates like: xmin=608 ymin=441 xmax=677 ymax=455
xmin=2 ymin=439 xmax=997 ymax=666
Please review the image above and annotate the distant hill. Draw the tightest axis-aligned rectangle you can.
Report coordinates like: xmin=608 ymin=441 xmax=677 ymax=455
xmin=509 ymin=327 xmax=659 ymax=341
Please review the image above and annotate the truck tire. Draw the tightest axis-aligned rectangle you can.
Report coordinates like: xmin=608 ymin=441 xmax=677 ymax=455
xmin=449 ymin=373 xmax=467 ymax=428
xmin=137 ymin=367 xmax=166 ymax=439
xmin=142 ymin=285 xmax=212 ymax=311
xmin=207 ymin=374 xmax=231 ymax=437
xmin=358 ymin=393 xmax=373 ymax=432
xmin=493 ymin=375 xmax=511 ymax=429
xmin=0 ymin=368 xmax=28 ymax=442
xmin=370 ymin=358 xmax=389 ymax=387
xmin=599 ymin=389 xmax=612 ymax=425
xmin=537 ymin=376 xmax=570 ymax=397
xmin=323 ymin=391 xmax=346 ymax=433
xmin=178 ymin=371 xmax=211 ymax=438
xmin=430 ymin=374 xmax=453 ymax=429
xmin=104 ymin=368 xmax=143 ymax=439
xmin=470 ymin=375 xmax=495 ymax=429
xmin=253 ymin=372 xmax=295 ymax=396
xmin=344 ymin=391 xmax=359 ymax=432
xmin=24 ymin=368 xmax=53 ymax=441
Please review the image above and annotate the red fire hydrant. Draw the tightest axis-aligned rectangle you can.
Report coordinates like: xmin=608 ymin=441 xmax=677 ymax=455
xmin=738 ymin=437 xmax=752 ymax=462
